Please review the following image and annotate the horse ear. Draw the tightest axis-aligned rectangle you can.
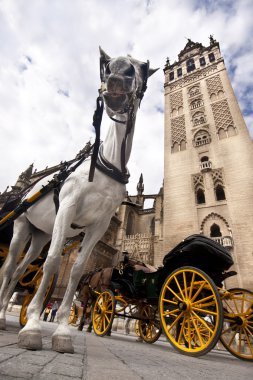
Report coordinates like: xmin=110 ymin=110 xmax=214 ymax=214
xmin=99 ymin=46 xmax=111 ymax=62
xmin=148 ymin=67 xmax=159 ymax=77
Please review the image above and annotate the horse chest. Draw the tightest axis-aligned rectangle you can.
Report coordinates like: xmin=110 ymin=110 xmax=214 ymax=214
xmin=73 ymin=188 xmax=123 ymax=226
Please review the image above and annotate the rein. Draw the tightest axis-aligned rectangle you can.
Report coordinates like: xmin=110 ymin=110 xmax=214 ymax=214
xmin=88 ymin=95 xmax=104 ymax=182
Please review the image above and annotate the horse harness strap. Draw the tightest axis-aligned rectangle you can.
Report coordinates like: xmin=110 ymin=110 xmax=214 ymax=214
xmin=95 ymin=146 xmax=129 ymax=185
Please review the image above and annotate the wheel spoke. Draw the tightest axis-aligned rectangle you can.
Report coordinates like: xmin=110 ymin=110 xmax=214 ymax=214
xmin=245 ymin=325 xmax=253 ymax=340
xmin=188 ymin=272 xmax=195 ymax=299
xmin=166 ymin=285 xmax=184 ymax=302
xmin=167 ymin=311 xmax=184 ymax=332
xmin=174 ymin=276 xmax=186 ymax=301
xmin=222 ymin=322 xmax=237 ymax=335
xmin=162 ymin=297 xmax=177 ymax=305
xmin=192 ymin=306 xmax=217 ymax=316
xmin=192 ymin=294 xmax=215 ymax=306
xmin=183 ymin=271 xmax=188 ymax=298
xmin=227 ymin=327 xmax=239 ymax=347
xmin=187 ymin=318 xmax=192 ymax=349
xmin=163 ymin=308 xmax=180 ymax=316
xmin=191 ymin=316 xmax=205 ymax=347
xmin=243 ymin=327 xmax=253 ymax=356
xmin=191 ymin=310 xmax=214 ymax=334
xmin=177 ymin=316 xmax=186 ymax=344
xmin=190 ymin=281 xmax=205 ymax=303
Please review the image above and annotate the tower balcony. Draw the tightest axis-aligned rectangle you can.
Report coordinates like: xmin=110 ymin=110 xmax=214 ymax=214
xmin=212 ymin=236 xmax=233 ymax=249
xmin=195 ymin=137 xmax=211 ymax=147
xmin=200 ymin=160 xmax=212 ymax=171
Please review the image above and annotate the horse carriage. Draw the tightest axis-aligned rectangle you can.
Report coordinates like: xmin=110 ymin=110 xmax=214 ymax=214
xmin=81 ymin=234 xmax=253 ymax=360
xmin=0 ymin=48 xmax=252 ymax=358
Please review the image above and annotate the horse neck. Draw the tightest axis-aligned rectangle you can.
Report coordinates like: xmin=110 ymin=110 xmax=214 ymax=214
xmin=102 ymin=102 xmax=139 ymax=171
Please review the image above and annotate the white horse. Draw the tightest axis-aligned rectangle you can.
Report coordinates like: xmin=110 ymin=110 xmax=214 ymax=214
xmin=0 ymin=47 xmax=157 ymax=353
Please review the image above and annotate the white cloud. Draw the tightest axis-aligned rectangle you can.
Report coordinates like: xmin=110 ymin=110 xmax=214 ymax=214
xmin=0 ymin=0 xmax=252 ymax=197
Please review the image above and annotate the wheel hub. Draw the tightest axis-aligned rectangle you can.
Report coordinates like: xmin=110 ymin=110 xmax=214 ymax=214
xmin=178 ymin=300 xmax=191 ymax=312
xmin=235 ymin=316 xmax=246 ymax=327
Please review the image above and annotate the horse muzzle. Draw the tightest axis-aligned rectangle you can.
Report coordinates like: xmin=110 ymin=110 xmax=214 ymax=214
xmin=103 ymin=91 xmax=130 ymax=113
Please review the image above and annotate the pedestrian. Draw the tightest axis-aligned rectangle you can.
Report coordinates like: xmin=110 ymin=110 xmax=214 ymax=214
xmin=49 ymin=301 xmax=58 ymax=322
xmin=125 ymin=318 xmax=131 ymax=335
xmin=43 ymin=303 xmax=51 ymax=321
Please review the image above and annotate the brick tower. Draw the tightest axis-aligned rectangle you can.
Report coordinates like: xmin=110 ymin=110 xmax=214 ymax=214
xmin=163 ymin=36 xmax=253 ymax=290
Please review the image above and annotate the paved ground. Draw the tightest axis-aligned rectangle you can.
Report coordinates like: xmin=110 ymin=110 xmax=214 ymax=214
xmin=0 ymin=313 xmax=252 ymax=380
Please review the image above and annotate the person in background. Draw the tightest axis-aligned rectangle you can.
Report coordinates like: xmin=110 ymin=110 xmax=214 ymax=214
xmin=49 ymin=301 xmax=59 ymax=322
xmin=43 ymin=303 xmax=52 ymax=321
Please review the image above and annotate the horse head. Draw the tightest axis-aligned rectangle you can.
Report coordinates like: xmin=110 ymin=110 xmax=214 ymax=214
xmin=99 ymin=47 xmax=158 ymax=116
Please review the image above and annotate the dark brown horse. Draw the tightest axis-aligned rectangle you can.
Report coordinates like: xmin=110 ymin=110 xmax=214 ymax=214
xmin=75 ymin=252 xmax=156 ymax=331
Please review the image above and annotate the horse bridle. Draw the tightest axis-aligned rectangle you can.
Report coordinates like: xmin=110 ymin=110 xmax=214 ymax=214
xmin=88 ymin=57 xmax=149 ymax=183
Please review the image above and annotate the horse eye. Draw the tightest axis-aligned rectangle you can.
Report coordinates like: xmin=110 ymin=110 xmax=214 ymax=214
xmin=105 ymin=64 xmax=111 ymax=75
xmin=125 ymin=65 xmax=135 ymax=76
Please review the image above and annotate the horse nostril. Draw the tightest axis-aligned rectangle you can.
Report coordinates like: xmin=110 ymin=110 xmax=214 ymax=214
xmin=124 ymin=65 xmax=135 ymax=77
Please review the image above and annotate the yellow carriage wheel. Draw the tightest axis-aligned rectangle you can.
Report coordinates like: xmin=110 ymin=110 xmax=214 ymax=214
xmin=68 ymin=303 xmax=79 ymax=325
xmin=19 ymin=272 xmax=58 ymax=327
xmin=134 ymin=320 xmax=141 ymax=337
xmin=159 ymin=266 xmax=223 ymax=357
xmin=92 ymin=290 xmax=115 ymax=337
xmin=139 ymin=304 xmax=162 ymax=344
xmin=220 ymin=288 xmax=253 ymax=361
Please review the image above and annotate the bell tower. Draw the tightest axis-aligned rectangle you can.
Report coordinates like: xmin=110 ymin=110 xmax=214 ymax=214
xmin=163 ymin=36 xmax=253 ymax=290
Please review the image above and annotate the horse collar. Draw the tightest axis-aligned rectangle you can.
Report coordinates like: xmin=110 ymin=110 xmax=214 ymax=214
xmin=95 ymin=146 xmax=130 ymax=185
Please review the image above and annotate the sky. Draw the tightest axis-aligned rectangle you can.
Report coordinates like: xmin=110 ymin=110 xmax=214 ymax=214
xmin=0 ymin=0 xmax=253 ymax=197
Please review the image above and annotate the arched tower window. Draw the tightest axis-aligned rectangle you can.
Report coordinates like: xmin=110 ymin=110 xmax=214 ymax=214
xmin=126 ymin=211 xmax=135 ymax=235
xmin=201 ymin=156 xmax=209 ymax=163
xmin=210 ymin=223 xmax=222 ymax=237
xmin=218 ymin=128 xmax=227 ymax=140
xmin=180 ymin=140 xmax=186 ymax=151
xmin=215 ymin=184 xmax=226 ymax=201
xmin=227 ymin=125 xmax=237 ymax=137
xmin=193 ymin=111 xmax=206 ymax=126
xmin=186 ymin=58 xmax=195 ymax=72
xmin=196 ymin=188 xmax=205 ymax=204
xmin=190 ymin=99 xmax=203 ymax=109
xmin=189 ymin=86 xmax=200 ymax=97
xmin=193 ymin=131 xmax=211 ymax=147
xmin=171 ymin=142 xmax=179 ymax=153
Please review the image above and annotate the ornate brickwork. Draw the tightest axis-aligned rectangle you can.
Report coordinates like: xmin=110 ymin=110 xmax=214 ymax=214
xmin=170 ymin=90 xmax=183 ymax=110
xmin=211 ymin=169 xmax=224 ymax=188
xmin=206 ymin=74 xmax=224 ymax=97
xmin=188 ymin=85 xmax=200 ymax=97
xmin=211 ymin=99 xmax=234 ymax=131
xmin=171 ymin=115 xmax=186 ymax=145
xmin=192 ymin=173 xmax=204 ymax=190
xmin=122 ymin=233 xmax=154 ymax=264
xmin=166 ymin=64 xmax=218 ymax=91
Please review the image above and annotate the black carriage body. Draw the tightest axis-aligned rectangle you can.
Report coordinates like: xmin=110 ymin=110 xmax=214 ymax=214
xmin=120 ymin=234 xmax=234 ymax=303
xmin=163 ymin=234 xmax=233 ymax=274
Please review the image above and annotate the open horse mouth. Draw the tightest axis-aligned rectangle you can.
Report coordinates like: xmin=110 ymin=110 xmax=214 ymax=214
xmin=103 ymin=91 xmax=130 ymax=113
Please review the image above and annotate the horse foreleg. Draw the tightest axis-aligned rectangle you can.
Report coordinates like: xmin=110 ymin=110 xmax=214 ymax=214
xmin=1 ymin=230 xmax=50 ymax=321
xmin=18 ymin=203 xmax=76 ymax=350
xmin=52 ymin=220 xmax=110 ymax=353
xmin=0 ymin=216 xmax=30 ymax=329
